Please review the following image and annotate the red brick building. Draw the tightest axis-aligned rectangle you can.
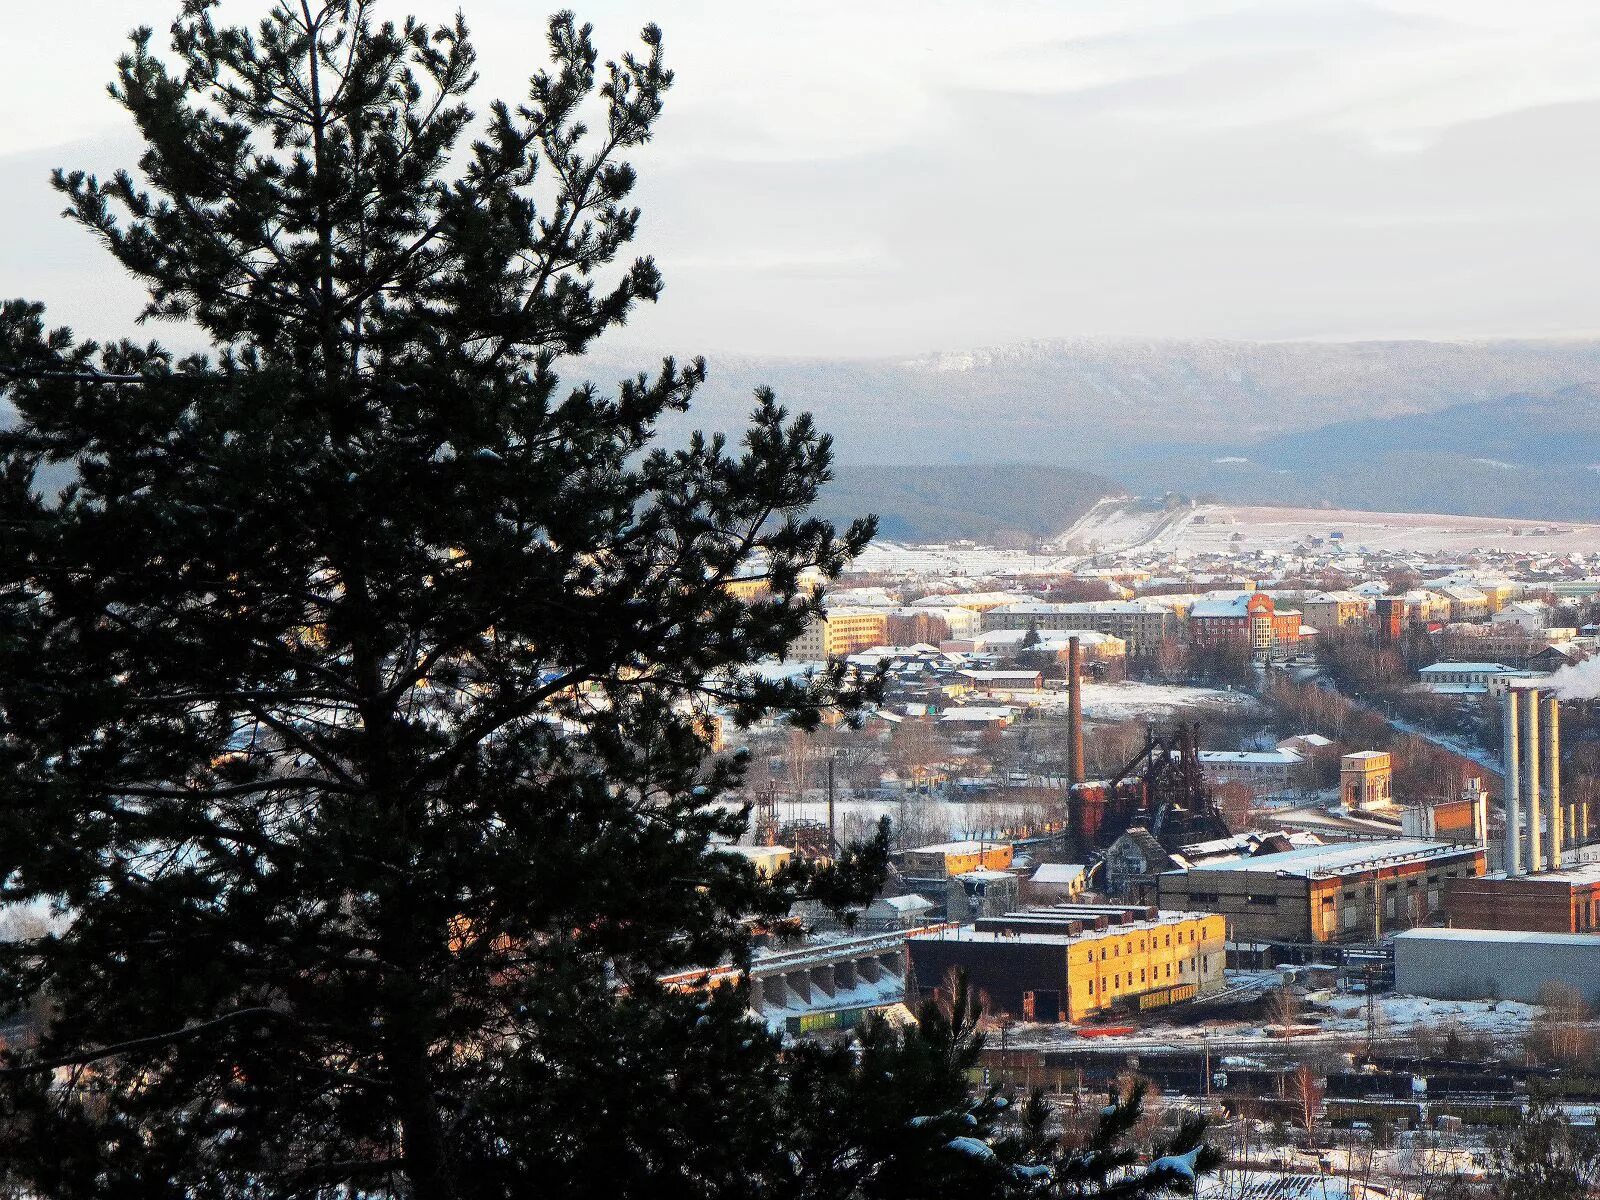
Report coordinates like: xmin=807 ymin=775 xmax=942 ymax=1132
xmin=1188 ymin=593 xmax=1301 ymax=661
xmin=1444 ymin=864 xmax=1600 ymax=934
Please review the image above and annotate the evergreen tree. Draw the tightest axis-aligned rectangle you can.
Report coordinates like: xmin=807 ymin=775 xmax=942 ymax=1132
xmin=0 ymin=4 xmax=884 ymax=1196
xmin=0 ymin=3 xmax=1213 ymax=1197
xmin=1490 ymin=1101 xmax=1600 ymax=1200
xmin=778 ymin=976 xmax=1218 ymax=1199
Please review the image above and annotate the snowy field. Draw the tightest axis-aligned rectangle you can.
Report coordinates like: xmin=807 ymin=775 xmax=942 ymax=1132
xmin=848 ymin=541 xmax=1083 ymax=578
xmin=1076 ymin=681 xmax=1260 ymax=721
xmin=1061 ymin=500 xmax=1600 ymax=556
xmin=954 ymin=682 xmax=1259 ymax=722
xmin=1318 ymin=993 xmax=1538 ymax=1039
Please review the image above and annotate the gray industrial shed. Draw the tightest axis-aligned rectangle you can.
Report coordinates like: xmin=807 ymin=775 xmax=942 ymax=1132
xmin=1394 ymin=928 xmax=1600 ymax=1004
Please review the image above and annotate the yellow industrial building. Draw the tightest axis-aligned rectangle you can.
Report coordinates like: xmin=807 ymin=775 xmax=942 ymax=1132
xmin=906 ymin=906 xmax=1226 ymax=1023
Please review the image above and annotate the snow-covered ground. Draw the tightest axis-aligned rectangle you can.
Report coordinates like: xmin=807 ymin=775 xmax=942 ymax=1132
xmin=757 ymin=797 xmax=1054 ymax=841
xmin=1069 ymin=501 xmax=1600 ymax=556
xmin=949 ymin=682 xmax=1258 ymax=722
xmin=1318 ymin=993 xmax=1537 ymax=1039
xmin=848 ymin=541 xmax=1083 ymax=578
xmin=1076 ymin=680 xmax=1261 ymax=721
xmin=1006 ymin=988 xmax=1541 ymax=1052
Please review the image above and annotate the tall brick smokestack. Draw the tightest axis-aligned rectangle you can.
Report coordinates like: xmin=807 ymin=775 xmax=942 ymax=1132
xmin=1068 ymin=636 xmax=1085 ymax=786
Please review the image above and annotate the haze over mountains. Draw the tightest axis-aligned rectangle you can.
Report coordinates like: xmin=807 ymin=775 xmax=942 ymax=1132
xmin=583 ymin=338 xmax=1600 ymax=540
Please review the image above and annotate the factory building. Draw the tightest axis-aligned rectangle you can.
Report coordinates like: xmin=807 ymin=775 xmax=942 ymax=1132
xmin=1439 ymin=687 xmax=1595 ymax=932
xmin=1157 ymin=840 xmax=1486 ymax=944
xmin=1395 ymin=928 xmax=1600 ymax=1005
xmin=1193 ymin=748 xmax=1304 ymax=792
xmin=905 ymin=906 xmax=1226 ymax=1023
xmin=899 ymin=840 xmax=1014 ymax=881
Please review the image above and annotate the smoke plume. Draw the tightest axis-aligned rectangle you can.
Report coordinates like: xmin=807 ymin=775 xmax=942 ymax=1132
xmin=1544 ymin=656 xmax=1600 ymax=700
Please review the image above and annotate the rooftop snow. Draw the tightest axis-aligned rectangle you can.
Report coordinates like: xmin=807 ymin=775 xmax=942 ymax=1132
xmin=1173 ymin=838 xmax=1465 ymax=878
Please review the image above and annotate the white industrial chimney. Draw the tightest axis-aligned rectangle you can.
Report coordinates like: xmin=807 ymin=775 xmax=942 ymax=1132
xmin=1502 ymin=686 xmax=1569 ymax=876
xmin=1547 ymin=695 xmax=1562 ymax=872
xmin=1503 ymin=688 xmax=1521 ymax=876
xmin=1525 ymin=687 xmax=1542 ymax=872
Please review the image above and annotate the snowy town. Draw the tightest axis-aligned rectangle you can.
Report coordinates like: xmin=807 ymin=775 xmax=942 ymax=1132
xmin=9 ymin=2 xmax=1600 ymax=1198
xmin=700 ymin=522 xmax=1600 ymax=1198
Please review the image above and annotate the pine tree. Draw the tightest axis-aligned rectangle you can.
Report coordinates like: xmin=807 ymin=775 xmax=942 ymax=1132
xmin=0 ymin=4 xmax=886 ymax=1196
xmin=777 ymin=976 xmax=1218 ymax=1199
xmin=1490 ymin=1100 xmax=1600 ymax=1200
xmin=0 ymin=4 xmax=1214 ymax=1197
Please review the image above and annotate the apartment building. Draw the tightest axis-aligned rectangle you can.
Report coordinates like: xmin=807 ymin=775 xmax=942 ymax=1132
xmin=1301 ymin=591 xmax=1372 ymax=630
xmin=791 ymin=607 xmax=889 ymax=661
xmin=1187 ymin=592 xmax=1302 ymax=660
xmin=981 ymin=601 xmax=1177 ymax=656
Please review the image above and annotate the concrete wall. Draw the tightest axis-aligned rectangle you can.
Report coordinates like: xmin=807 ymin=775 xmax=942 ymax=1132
xmin=1395 ymin=930 xmax=1600 ymax=1004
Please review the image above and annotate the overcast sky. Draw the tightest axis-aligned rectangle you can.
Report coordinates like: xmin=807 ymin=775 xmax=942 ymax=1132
xmin=5 ymin=0 xmax=1600 ymax=356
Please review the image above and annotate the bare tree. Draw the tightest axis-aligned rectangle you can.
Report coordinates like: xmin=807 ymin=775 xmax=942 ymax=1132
xmin=1528 ymin=981 xmax=1593 ymax=1068
xmin=1290 ymin=1064 xmax=1323 ymax=1146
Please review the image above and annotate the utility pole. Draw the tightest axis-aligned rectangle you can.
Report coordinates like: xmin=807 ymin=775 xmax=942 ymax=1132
xmin=1365 ymin=965 xmax=1378 ymax=1056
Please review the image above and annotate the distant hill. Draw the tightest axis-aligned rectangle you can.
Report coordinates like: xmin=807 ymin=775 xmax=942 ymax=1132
xmin=580 ymin=336 xmax=1600 ymax=467
xmin=1122 ymin=384 xmax=1600 ymax=520
xmin=820 ymin=464 xmax=1119 ymax=545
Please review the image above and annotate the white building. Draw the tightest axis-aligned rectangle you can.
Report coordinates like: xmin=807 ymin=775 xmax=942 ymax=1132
xmin=1417 ymin=662 xmax=1534 ymax=695
xmin=1491 ymin=599 xmax=1553 ymax=632
xmin=1194 ymin=748 xmax=1304 ymax=790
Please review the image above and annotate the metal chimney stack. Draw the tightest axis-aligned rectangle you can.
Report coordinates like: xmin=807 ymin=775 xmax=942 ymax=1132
xmin=1547 ymin=695 xmax=1562 ymax=871
xmin=1503 ymin=689 xmax=1522 ymax=876
xmin=1502 ymin=687 xmax=1567 ymax=876
xmin=1068 ymin=637 xmax=1085 ymax=787
xmin=1525 ymin=687 xmax=1542 ymax=872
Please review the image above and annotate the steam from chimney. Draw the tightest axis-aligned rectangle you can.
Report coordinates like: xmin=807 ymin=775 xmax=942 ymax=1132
xmin=1544 ymin=656 xmax=1600 ymax=699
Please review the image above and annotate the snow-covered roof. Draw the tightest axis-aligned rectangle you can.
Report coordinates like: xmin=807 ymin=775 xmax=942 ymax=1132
xmin=1279 ymin=733 xmax=1332 ymax=748
xmin=990 ymin=600 xmax=1170 ymax=615
xmin=873 ymin=894 xmax=936 ymax=913
xmin=1173 ymin=838 xmax=1465 ymax=879
xmin=1030 ymin=863 xmax=1087 ymax=885
xmin=907 ymin=840 xmax=1009 ymax=856
xmin=1196 ymin=749 xmax=1304 ymax=766
xmin=1190 ymin=594 xmax=1254 ymax=617
xmin=1395 ymin=927 xmax=1600 ymax=948
xmin=910 ymin=591 xmax=1029 ymax=609
xmin=938 ymin=706 xmax=1015 ymax=722
xmin=1419 ymin=661 xmax=1520 ymax=675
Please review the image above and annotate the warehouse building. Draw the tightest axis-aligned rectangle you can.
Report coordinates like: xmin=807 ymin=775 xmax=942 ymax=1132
xmin=1157 ymin=839 xmax=1486 ymax=944
xmin=1394 ymin=928 xmax=1600 ymax=1004
xmin=905 ymin=905 xmax=1226 ymax=1023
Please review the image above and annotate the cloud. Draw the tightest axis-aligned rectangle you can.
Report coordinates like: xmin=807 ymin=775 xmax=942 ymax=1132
xmin=5 ymin=0 xmax=1600 ymax=355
